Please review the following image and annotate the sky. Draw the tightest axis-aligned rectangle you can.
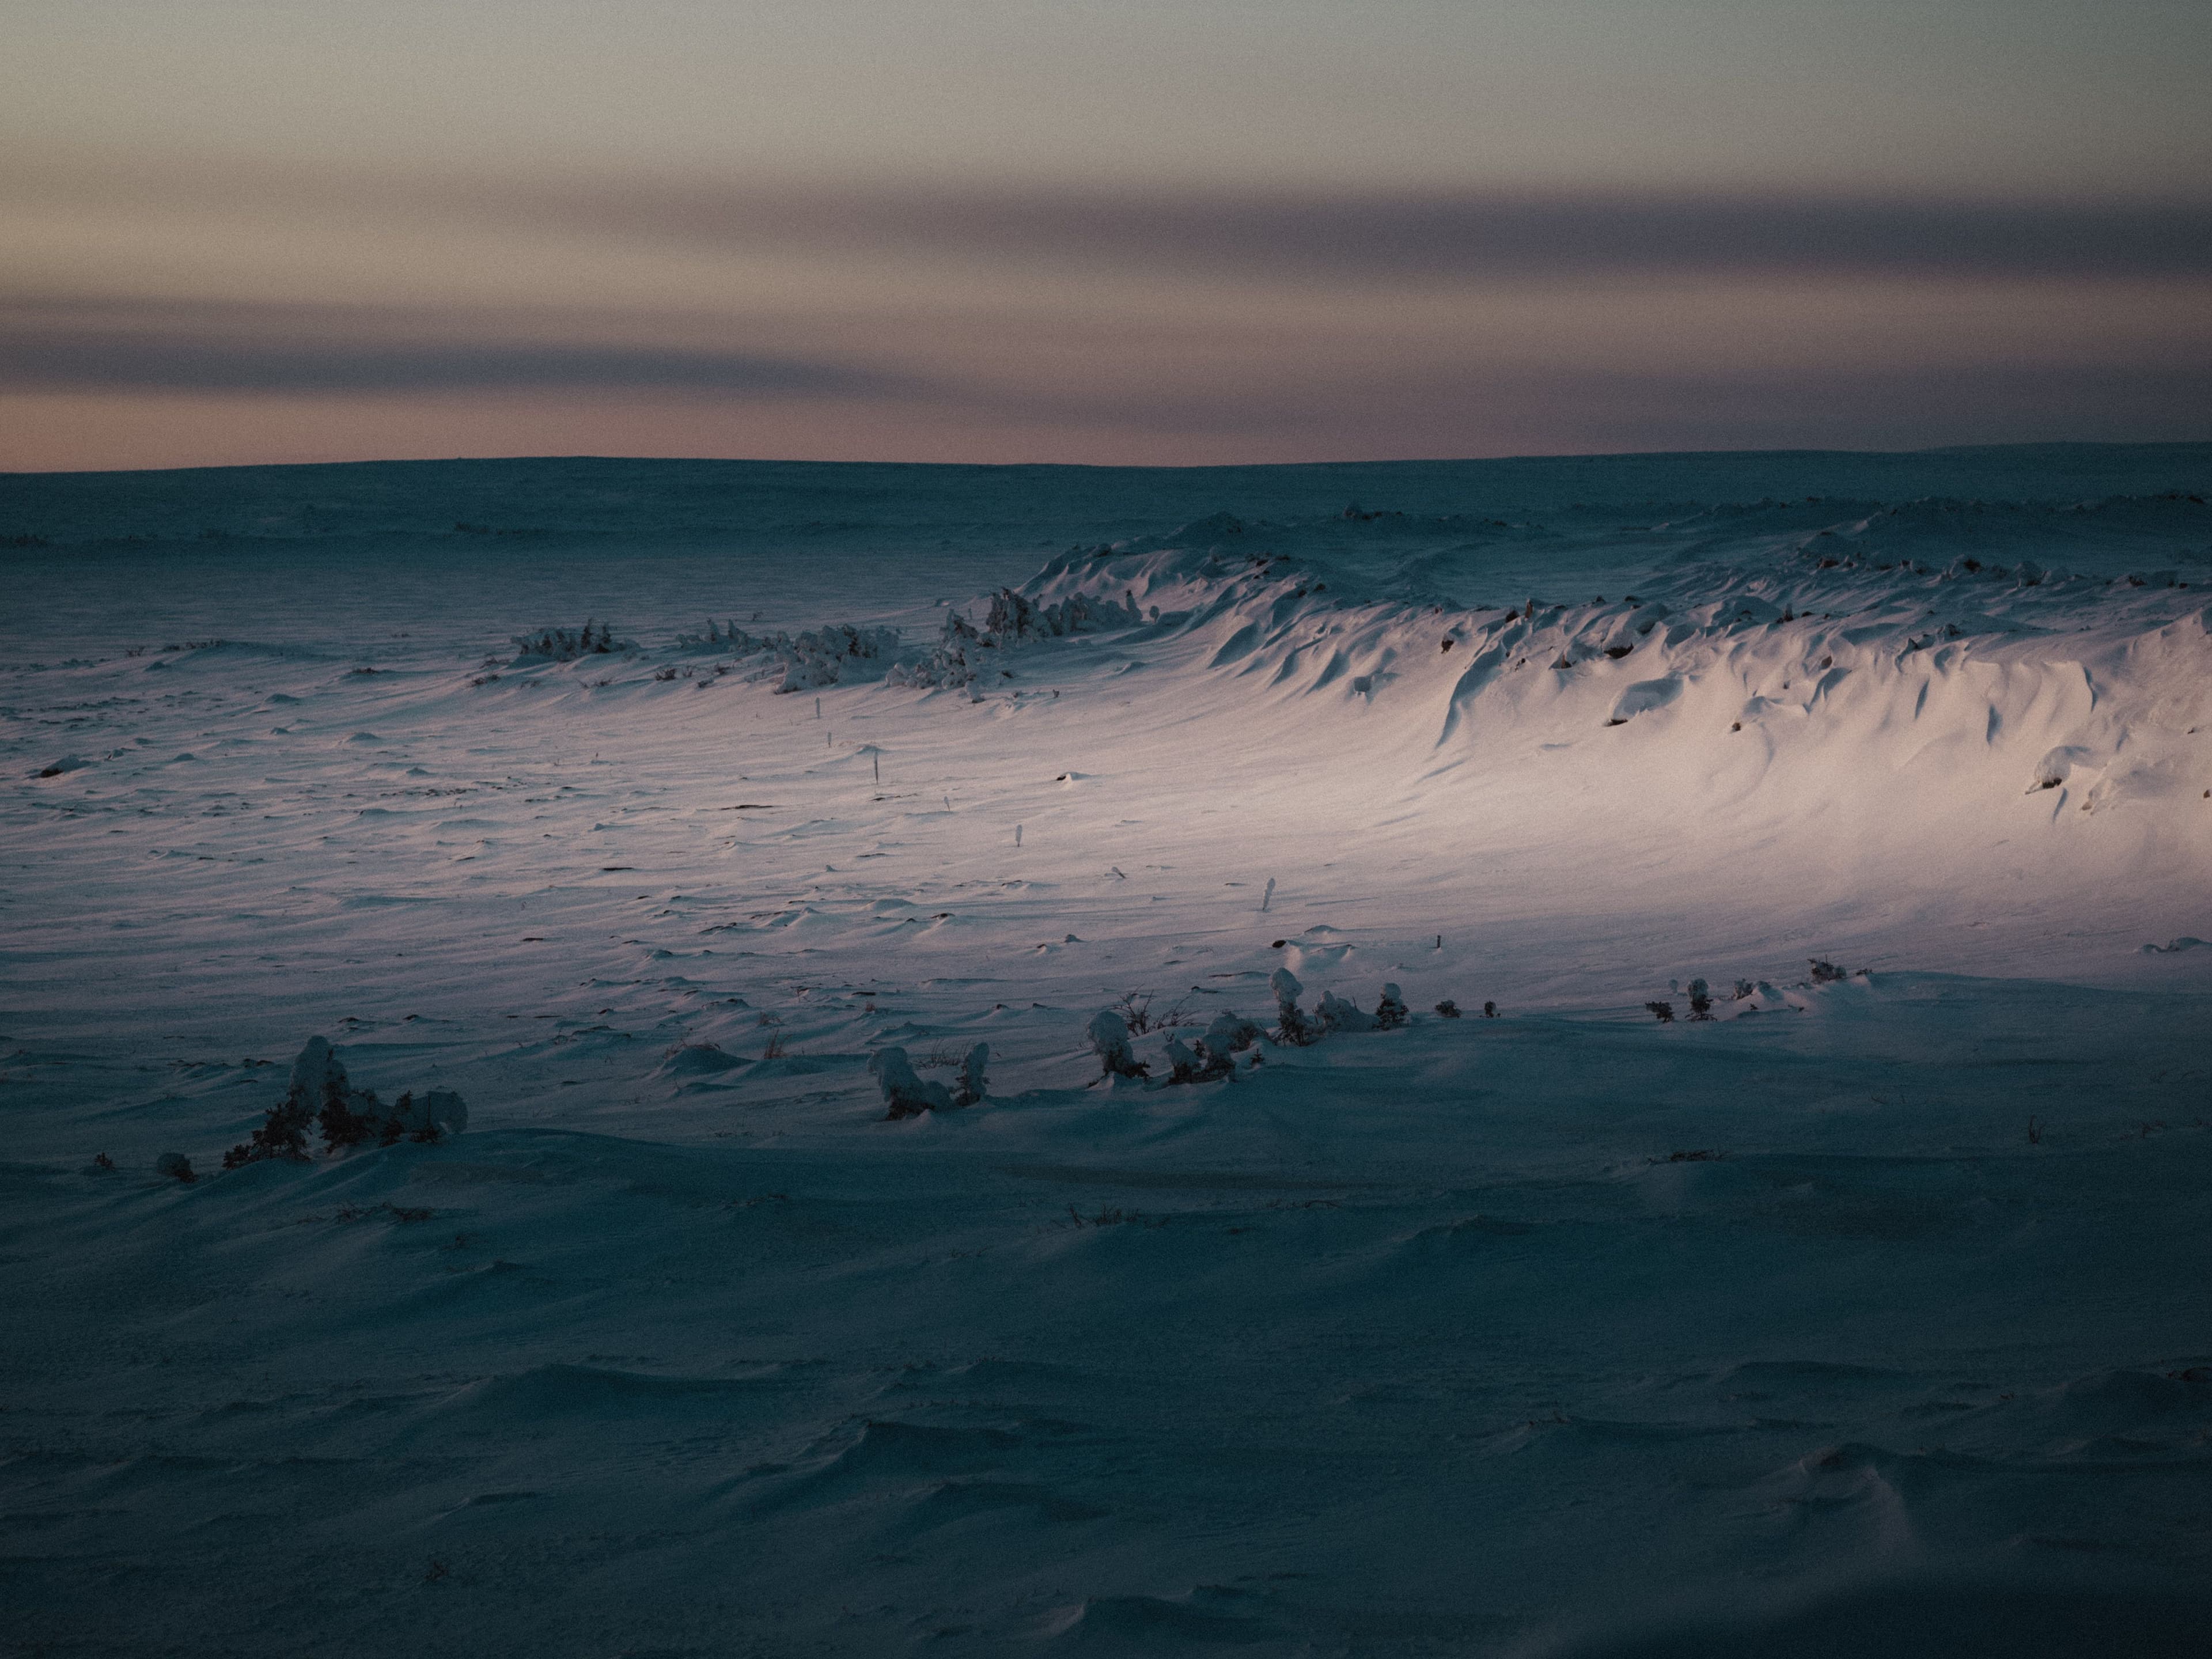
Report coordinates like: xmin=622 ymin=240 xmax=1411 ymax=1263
xmin=4 ymin=1 xmax=2209 ymax=471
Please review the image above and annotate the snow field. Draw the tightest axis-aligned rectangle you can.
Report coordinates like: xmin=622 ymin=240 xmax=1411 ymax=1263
xmin=2 ymin=449 xmax=2210 ymax=1655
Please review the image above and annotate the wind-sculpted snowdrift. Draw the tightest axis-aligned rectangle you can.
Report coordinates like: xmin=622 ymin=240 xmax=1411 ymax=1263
xmin=990 ymin=496 xmax=2212 ymax=884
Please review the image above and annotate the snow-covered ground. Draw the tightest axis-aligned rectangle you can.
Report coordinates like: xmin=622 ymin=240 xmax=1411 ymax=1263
xmin=4 ymin=446 xmax=2210 ymax=1656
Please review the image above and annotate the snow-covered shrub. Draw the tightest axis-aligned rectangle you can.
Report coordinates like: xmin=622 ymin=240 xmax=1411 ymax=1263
xmin=1204 ymin=1011 xmax=1263 ymax=1054
xmin=888 ymin=585 xmax=1142 ymax=691
xmin=1162 ymin=1036 xmax=1205 ymax=1084
xmin=1086 ymin=1010 xmax=1149 ymax=1079
xmin=885 ymin=611 xmax=983 ymax=691
xmin=1271 ymin=969 xmax=1316 ymax=1045
xmin=510 ymin=620 xmax=631 ymax=662
xmin=1482 ymin=1001 xmax=1498 ymax=1018
xmin=984 ymin=586 xmax=1140 ymax=642
xmin=1315 ymin=990 xmax=1373 ymax=1033
xmin=670 ymin=618 xmax=905 ymax=691
xmin=1374 ymin=983 xmax=1409 ymax=1030
xmin=870 ymin=1047 xmax=954 ymax=1119
xmin=1645 ymin=1001 xmax=1676 ymax=1024
xmin=156 ymin=1152 xmax=195 ymax=1183
xmin=1433 ymin=999 xmax=1461 ymax=1019
xmin=226 ymin=1038 xmax=465 ymax=1168
xmin=954 ymin=1042 xmax=990 ymax=1108
xmin=1112 ymin=990 xmax=1156 ymax=1033
xmin=224 ymin=1071 xmax=317 ymax=1168
xmin=672 ymin=618 xmax=751 ymax=652
xmin=1686 ymin=979 xmax=1714 ymax=1020
xmin=767 ymin=624 xmax=901 ymax=692
xmin=1808 ymin=959 xmax=1847 ymax=984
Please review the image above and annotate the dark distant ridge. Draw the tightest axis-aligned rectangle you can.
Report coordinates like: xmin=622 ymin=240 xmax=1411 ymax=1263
xmin=4 ymin=443 xmax=2209 ymax=550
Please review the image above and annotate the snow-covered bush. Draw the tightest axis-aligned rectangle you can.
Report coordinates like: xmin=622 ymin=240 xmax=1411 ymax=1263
xmin=870 ymin=1047 xmax=954 ymax=1118
xmin=671 ymin=618 xmax=904 ymax=691
xmin=1162 ymin=1036 xmax=1205 ymax=1084
xmin=157 ymin=1152 xmax=195 ymax=1183
xmin=1315 ymin=990 xmax=1373 ymax=1033
xmin=225 ymin=1038 xmax=466 ymax=1168
xmin=885 ymin=611 xmax=983 ymax=691
xmin=1086 ymin=1010 xmax=1149 ymax=1079
xmin=1271 ymin=969 xmax=1316 ymax=1045
xmin=1686 ymin=979 xmax=1714 ymax=1020
xmin=1645 ymin=1001 xmax=1676 ymax=1024
xmin=1433 ymin=1000 xmax=1460 ymax=1018
xmin=1203 ymin=1011 xmax=1263 ymax=1055
xmin=1374 ymin=983 xmax=1409 ymax=1030
xmin=888 ymin=585 xmax=1142 ymax=690
xmin=765 ymin=624 xmax=901 ymax=692
xmin=510 ymin=620 xmax=632 ymax=662
xmin=954 ymin=1042 xmax=990 ymax=1108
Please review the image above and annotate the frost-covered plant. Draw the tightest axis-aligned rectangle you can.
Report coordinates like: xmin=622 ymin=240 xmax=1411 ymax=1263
xmin=1482 ymin=1001 xmax=1498 ymax=1018
xmin=889 ymin=585 xmax=1142 ymax=690
xmin=228 ymin=1038 xmax=465 ymax=1167
xmin=1686 ymin=979 xmax=1714 ymax=1021
xmin=1113 ymin=990 xmax=1155 ymax=1034
xmin=1374 ymin=983 xmax=1409 ymax=1030
xmin=224 ymin=1076 xmax=317 ymax=1168
xmin=767 ymin=624 xmax=901 ymax=692
xmin=954 ymin=1042 xmax=990 ymax=1108
xmin=157 ymin=1152 xmax=196 ymax=1183
xmin=1808 ymin=959 xmax=1847 ymax=984
xmin=1086 ymin=1011 xmax=1149 ymax=1080
xmin=1315 ymin=990 xmax=1373 ymax=1033
xmin=1645 ymin=1001 xmax=1676 ymax=1024
xmin=870 ymin=1047 xmax=954 ymax=1119
xmin=673 ymin=618 xmax=902 ymax=691
xmin=1732 ymin=980 xmax=1756 ymax=1001
xmin=1162 ymin=1037 xmax=1205 ymax=1085
xmin=1433 ymin=999 xmax=1461 ymax=1019
xmin=1204 ymin=1011 xmax=1263 ymax=1055
xmin=510 ymin=620 xmax=630 ymax=662
xmin=1271 ymin=968 xmax=1316 ymax=1045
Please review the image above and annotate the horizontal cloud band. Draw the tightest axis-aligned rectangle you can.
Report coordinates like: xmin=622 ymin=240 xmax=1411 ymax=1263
xmin=510 ymin=183 xmax=2212 ymax=283
xmin=0 ymin=330 xmax=900 ymax=397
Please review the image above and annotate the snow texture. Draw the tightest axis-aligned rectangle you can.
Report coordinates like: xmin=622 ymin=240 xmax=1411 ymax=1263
xmin=2 ymin=446 xmax=2210 ymax=1657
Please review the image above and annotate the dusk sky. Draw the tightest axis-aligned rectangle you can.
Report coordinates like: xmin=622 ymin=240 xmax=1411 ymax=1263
xmin=6 ymin=1 xmax=2209 ymax=471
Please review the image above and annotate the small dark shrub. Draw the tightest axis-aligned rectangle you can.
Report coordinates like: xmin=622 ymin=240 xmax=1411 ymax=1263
xmin=1808 ymin=959 xmax=1847 ymax=984
xmin=1646 ymin=1001 xmax=1676 ymax=1024
xmin=318 ymin=1077 xmax=382 ymax=1151
xmin=225 ymin=1092 xmax=315 ymax=1168
xmin=1482 ymin=1001 xmax=1498 ymax=1018
xmin=953 ymin=1042 xmax=989 ymax=1107
xmin=1270 ymin=968 xmax=1318 ymax=1046
xmin=157 ymin=1152 xmax=195 ymax=1183
xmin=1434 ymin=999 xmax=1461 ymax=1019
xmin=1112 ymin=990 xmax=1156 ymax=1034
